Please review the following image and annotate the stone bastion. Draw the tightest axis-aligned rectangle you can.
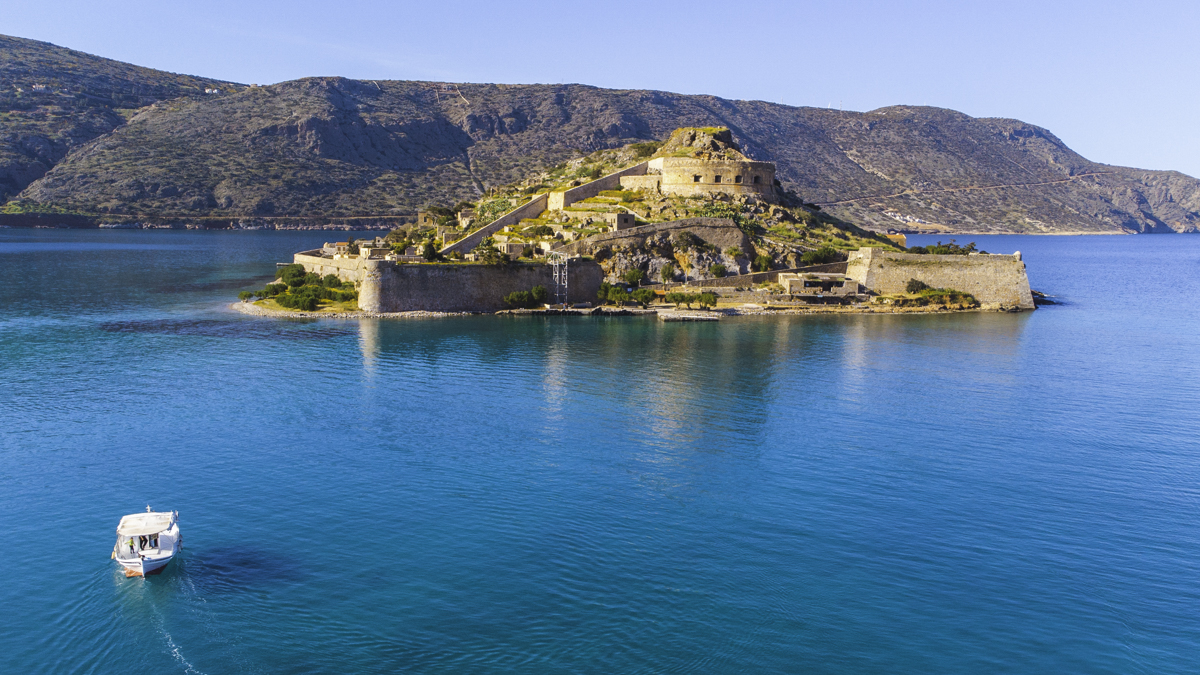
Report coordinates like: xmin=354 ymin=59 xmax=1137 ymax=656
xmin=621 ymin=156 xmax=777 ymax=201
xmin=846 ymin=247 xmax=1035 ymax=310
xmin=295 ymin=251 xmax=603 ymax=312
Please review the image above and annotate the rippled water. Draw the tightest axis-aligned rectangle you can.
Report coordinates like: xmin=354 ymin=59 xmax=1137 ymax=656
xmin=2 ymin=229 xmax=1199 ymax=673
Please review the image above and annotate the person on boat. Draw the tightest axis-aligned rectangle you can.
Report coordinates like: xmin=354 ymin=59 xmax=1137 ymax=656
xmin=128 ymin=537 xmax=136 ymax=555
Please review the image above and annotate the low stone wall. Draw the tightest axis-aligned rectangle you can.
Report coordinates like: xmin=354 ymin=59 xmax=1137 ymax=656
xmin=846 ymin=247 xmax=1034 ymax=309
xmin=294 ymin=251 xmax=364 ymax=283
xmin=664 ymin=262 xmax=849 ymax=289
xmin=555 ymin=217 xmax=753 ymax=257
xmin=359 ymin=260 xmax=605 ymax=312
xmin=441 ymin=194 xmax=548 ymax=256
xmin=547 ymin=162 xmax=649 ymax=211
xmin=619 ymin=175 xmax=661 ymax=193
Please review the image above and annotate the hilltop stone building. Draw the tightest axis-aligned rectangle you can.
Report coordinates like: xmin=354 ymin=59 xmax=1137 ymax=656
xmin=621 ymin=156 xmax=777 ymax=201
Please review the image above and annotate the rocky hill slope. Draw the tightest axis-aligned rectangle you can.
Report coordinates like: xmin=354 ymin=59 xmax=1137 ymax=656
xmin=0 ymin=35 xmax=237 ymax=202
xmin=3 ymin=35 xmax=1198 ymax=233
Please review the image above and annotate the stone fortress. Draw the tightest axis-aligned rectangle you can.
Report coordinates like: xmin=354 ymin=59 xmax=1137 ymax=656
xmin=619 ymin=128 xmax=777 ymax=201
xmin=291 ymin=127 xmax=1034 ymax=313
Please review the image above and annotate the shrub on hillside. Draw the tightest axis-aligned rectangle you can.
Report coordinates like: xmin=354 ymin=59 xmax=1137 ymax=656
xmin=622 ymin=269 xmax=645 ymax=287
xmin=907 ymin=240 xmax=982 ymax=255
xmin=753 ymin=254 xmax=773 ymax=272
xmin=906 ymin=278 xmax=930 ymax=293
xmin=800 ymin=246 xmax=842 ymax=266
xmin=709 ymin=264 xmax=727 ymax=278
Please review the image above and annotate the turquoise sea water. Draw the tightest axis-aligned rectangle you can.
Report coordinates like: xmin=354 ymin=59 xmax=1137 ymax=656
xmin=2 ymin=229 xmax=1199 ymax=673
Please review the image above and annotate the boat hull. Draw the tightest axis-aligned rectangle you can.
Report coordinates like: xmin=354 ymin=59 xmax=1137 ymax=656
xmin=118 ymin=555 xmax=174 ymax=577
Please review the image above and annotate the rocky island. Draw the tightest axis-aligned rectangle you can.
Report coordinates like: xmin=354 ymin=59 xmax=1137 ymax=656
xmin=237 ymin=128 xmax=1035 ymax=318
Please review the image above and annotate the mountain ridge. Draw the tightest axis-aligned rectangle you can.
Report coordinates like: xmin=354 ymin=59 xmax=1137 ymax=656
xmin=3 ymin=35 xmax=1198 ymax=234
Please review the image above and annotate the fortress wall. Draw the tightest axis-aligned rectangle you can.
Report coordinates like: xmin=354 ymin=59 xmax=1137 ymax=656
xmin=441 ymin=193 xmax=548 ymax=255
xmin=663 ymin=262 xmax=849 ymax=289
xmin=618 ymin=175 xmax=661 ymax=193
xmin=846 ymin=248 xmax=1034 ymax=309
xmin=555 ymin=217 xmax=753 ymax=259
xmin=295 ymin=251 xmax=363 ymax=282
xmin=547 ymin=162 xmax=649 ymax=211
xmin=656 ymin=157 xmax=776 ymax=200
xmin=359 ymin=260 xmax=605 ymax=312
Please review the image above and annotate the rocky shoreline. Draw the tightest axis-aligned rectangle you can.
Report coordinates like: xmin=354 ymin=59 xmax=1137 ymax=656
xmin=231 ymin=301 xmax=478 ymax=320
xmin=232 ymin=301 xmax=1000 ymax=320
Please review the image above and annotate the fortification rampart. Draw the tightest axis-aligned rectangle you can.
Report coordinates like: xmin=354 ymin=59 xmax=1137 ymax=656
xmin=846 ymin=248 xmax=1034 ymax=309
xmin=555 ymin=217 xmax=753 ymax=257
xmin=663 ymin=262 xmax=849 ymax=289
xmin=296 ymin=252 xmax=604 ymax=312
xmin=548 ymin=163 xmax=649 ymax=211
xmin=359 ymin=260 xmax=604 ymax=312
xmin=294 ymin=251 xmax=364 ymax=282
xmin=624 ymin=157 xmax=776 ymax=200
xmin=441 ymin=194 xmax=549 ymax=256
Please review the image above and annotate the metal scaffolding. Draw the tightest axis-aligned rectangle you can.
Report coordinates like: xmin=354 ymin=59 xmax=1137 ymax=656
xmin=548 ymin=252 xmax=569 ymax=306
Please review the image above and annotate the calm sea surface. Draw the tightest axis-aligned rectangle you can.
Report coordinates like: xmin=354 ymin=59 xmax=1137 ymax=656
xmin=2 ymin=229 xmax=1199 ymax=674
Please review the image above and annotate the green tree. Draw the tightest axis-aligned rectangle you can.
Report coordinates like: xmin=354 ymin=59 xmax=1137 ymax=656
xmin=275 ymin=263 xmax=304 ymax=280
xmin=421 ymin=241 xmax=439 ymax=261
xmin=698 ymin=292 xmax=717 ymax=308
xmin=632 ymin=288 xmax=656 ymax=307
xmin=237 ymin=291 xmax=253 ymax=301
xmin=598 ymin=282 xmax=613 ymax=303
xmin=622 ymin=269 xmax=645 ymax=287
xmin=906 ymin=278 xmax=931 ymax=293
xmin=504 ymin=290 xmax=534 ymax=308
xmin=660 ymin=262 xmax=675 ymax=283
xmin=530 ymin=285 xmax=548 ymax=304
xmin=753 ymin=254 xmax=773 ymax=272
xmin=607 ymin=288 xmax=631 ymax=304
xmin=709 ymin=263 xmax=727 ymax=278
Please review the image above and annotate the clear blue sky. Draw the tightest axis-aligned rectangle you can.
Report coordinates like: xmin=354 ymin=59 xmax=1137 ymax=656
xmin=8 ymin=0 xmax=1199 ymax=176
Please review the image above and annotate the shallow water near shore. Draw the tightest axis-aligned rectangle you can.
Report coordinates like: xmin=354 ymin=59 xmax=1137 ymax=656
xmin=3 ymin=229 xmax=1200 ymax=673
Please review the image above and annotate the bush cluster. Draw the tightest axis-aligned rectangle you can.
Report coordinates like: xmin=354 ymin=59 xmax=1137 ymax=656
xmin=753 ymin=254 xmax=773 ymax=272
xmin=664 ymin=292 xmax=717 ymax=309
xmin=907 ymin=240 xmax=983 ymax=255
xmin=595 ymin=282 xmax=655 ymax=307
xmin=800 ymin=245 xmax=843 ymax=266
xmin=275 ymin=284 xmax=358 ymax=311
xmin=630 ymin=141 xmax=662 ymax=158
xmin=242 ymin=266 xmax=357 ymax=311
xmin=906 ymin=278 xmax=930 ymax=293
xmin=503 ymin=285 xmax=549 ymax=309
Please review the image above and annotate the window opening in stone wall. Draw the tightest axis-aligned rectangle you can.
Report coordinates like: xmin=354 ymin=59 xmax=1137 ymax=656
xmin=714 ymin=175 xmax=722 ymax=183
xmin=735 ymin=175 xmax=742 ymax=184
xmin=693 ymin=175 xmax=701 ymax=183
xmin=753 ymin=175 xmax=761 ymax=184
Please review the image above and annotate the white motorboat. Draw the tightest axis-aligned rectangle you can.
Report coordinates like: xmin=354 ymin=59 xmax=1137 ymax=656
xmin=112 ymin=507 xmax=181 ymax=577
